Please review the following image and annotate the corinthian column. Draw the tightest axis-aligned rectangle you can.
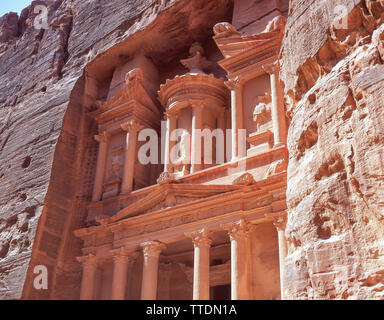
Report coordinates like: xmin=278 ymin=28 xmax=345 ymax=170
xmin=217 ymin=109 xmax=226 ymax=164
xmin=111 ymin=248 xmax=137 ymax=300
xmin=225 ymin=78 xmax=245 ymax=160
xmin=186 ymin=229 xmax=213 ymax=300
xmin=264 ymin=63 xmax=287 ymax=147
xmin=164 ymin=113 xmax=178 ymax=173
xmin=222 ymin=219 xmax=250 ymax=300
xmin=121 ymin=120 xmax=144 ymax=194
xmin=92 ymin=132 xmax=109 ymax=202
xmin=140 ymin=241 xmax=166 ymax=300
xmin=191 ymin=103 xmax=204 ymax=174
xmin=270 ymin=212 xmax=288 ymax=300
xmin=77 ymin=254 xmax=98 ymax=300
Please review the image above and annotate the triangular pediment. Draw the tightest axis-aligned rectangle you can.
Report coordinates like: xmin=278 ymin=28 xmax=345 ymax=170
xmin=109 ymin=184 xmax=240 ymax=223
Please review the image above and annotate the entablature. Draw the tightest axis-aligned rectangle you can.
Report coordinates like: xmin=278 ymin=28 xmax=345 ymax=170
xmin=75 ymin=170 xmax=287 ymax=253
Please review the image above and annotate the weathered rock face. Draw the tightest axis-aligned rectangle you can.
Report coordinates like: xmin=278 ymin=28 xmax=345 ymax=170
xmin=0 ymin=0 xmax=233 ymax=300
xmin=2 ymin=0 xmax=384 ymax=301
xmin=281 ymin=0 xmax=384 ymax=299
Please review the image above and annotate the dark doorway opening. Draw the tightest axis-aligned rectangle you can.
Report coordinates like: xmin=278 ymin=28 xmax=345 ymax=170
xmin=211 ymin=284 xmax=231 ymax=300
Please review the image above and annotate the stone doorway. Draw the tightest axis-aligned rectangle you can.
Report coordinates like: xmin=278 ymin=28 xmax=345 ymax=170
xmin=211 ymin=284 xmax=231 ymax=300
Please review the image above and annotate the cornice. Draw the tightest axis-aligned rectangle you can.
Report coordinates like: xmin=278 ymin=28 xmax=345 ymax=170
xmin=158 ymin=72 xmax=229 ymax=109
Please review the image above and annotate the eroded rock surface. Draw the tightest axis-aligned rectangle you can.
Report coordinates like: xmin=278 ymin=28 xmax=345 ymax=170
xmin=281 ymin=0 xmax=384 ymax=299
xmin=0 ymin=0 xmax=233 ymax=300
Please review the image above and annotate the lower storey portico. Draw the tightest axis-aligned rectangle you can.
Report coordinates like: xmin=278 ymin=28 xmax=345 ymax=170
xmin=76 ymin=211 xmax=287 ymax=300
xmin=75 ymin=154 xmax=288 ymax=300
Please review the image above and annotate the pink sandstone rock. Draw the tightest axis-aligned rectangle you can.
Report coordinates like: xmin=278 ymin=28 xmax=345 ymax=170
xmin=0 ymin=0 xmax=382 ymax=301
xmin=280 ymin=0 xmax=384 ymax=299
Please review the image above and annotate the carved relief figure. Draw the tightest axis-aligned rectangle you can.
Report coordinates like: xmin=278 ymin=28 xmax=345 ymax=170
xmin=253 ymin=92 xmax=272 ymax=131
xmin=173 ymin=130 xmax=191 ymax=176
xmin=108 ymin=156 xmax=122 ymax=181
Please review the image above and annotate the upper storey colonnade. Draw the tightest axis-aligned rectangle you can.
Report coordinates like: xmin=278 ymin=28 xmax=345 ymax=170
xmin=89 ymin=19 xmax=288 ymax=201
xmin=76 ymin=16 xmax=290 ymax=301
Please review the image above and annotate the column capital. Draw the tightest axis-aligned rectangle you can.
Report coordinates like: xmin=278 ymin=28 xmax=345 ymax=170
xmin=185 ymin=229 xmax=213 ymax=248
xmin=110 ymin=247 xmax=138 ymax=265
xmin=190 ymin=101 xmax=205 ymax=110
xmin=222 ymin=218 xmax=251 ymax=241
xmin=141 ymin=241 xmax=166 ymax=259
xmin=76 ymin=253 xmax=98 ymax=266
xmin=165 ymin=111 xmax=180 ymax=120
xmin=225 ymin=76 xmax=244 ymax=90
xmin=262 ymin=62 xmax=279 ymax=75
xmin=94 ymin=132 xmax=108 ymax=143
xmin=265 ymin=211 xmax=287 ymax=231
xmin=121 ymin=119 xmax=145 ymax=133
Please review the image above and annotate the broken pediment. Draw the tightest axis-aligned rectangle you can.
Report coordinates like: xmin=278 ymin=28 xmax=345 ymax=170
xmin=213 ymin=22 xmax=281 ymax=59
xmin=89 ymin=68 xmax=161 ymax=127
xmin=212 ymin=22 xmax=282 ymax=77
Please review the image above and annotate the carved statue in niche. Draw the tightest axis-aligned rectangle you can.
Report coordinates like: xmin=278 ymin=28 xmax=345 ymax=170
xmin=108 ymin=156 xmax=122 ymax=180
xmin=173 ymin=130 xmax=191 ymax=177
xmin=102 ymin=155 xmax=122 ymax=199
xmin=253 ymin=92 xmax=272 ymax=132
xmin=180 ymin=42 xmax=212 ymax=74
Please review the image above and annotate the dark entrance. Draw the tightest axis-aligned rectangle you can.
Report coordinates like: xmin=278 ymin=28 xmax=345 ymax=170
xmin=211 ymin=284 xmax=231 ymax=300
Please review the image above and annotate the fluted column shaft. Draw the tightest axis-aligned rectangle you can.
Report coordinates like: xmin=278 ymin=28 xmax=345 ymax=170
xmin=186 ymin=229 xmax=213 ymax=300
xmin=191 ymin=103 xmax=204 ymax=173
xmin=217 ymin=110 xmax=226 ymax=163
xmin=121 ymin=120 xmax=143 ymax=194
xmin=111 ymin=249 xmax=137 ymax=300
xmin=164 ymin=114 xmax=177 ymax=173
xmin=140 ymin=241 xmax=166 ymax=300
xmin=266 ymin=64 xmax=286 ymax=147
xmin=217 ymin=110 xmax=226 ymax=133
xmin=272 ymin=214 xmax=288 ymax=300
xmin=77 ymin=254 xmax=97 ymax=300
xmin=92 ymin=133 xmax=109 ymax=201
xmin=226 ymin=78 xmax=245 ymax=161
xmin=223 ymin=219 xmax=250 ymax=300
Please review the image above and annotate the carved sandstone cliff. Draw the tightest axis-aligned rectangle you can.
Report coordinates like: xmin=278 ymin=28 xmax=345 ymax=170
xmin=0 ymin=0 xmax=233 ymax=299
xmin=281 ymin=0 xmax=384 ymax=299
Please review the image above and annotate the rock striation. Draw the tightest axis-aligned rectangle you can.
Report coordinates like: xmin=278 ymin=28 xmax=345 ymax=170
xmin=0 ymin=0 xmax=233 ymax=300
xmin=280 ymin=0 xmax=384 ymax=299
xmin=1 ymin=0 xmax=384 ymax=300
